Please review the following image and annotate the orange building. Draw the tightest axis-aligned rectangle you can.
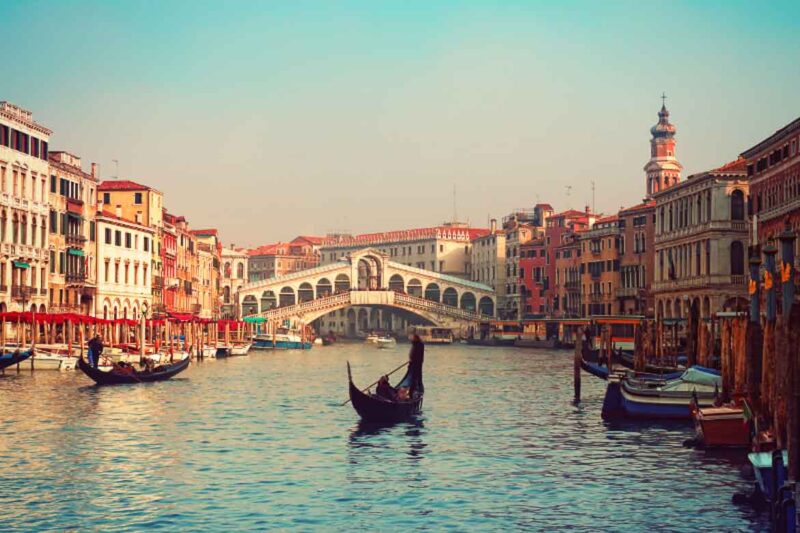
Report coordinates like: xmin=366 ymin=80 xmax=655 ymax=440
xmin=579 ymin=215 xmax=620 ymax=317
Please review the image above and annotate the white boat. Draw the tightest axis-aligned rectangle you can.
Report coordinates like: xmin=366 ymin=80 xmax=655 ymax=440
xmin=365 ymin=334 xmax=380 ymax=344
xmin=32 ymin=346 xmax=79 ymax=371
xmin=201 ymin=346 xmax=218 ymax=358
xmin=252 ymin=328 xmax=312 ymax=350
xmin=375 ymin=336 xmax=396 ymax=349
xmin=230 ymin=343 xmax=252 ymax=356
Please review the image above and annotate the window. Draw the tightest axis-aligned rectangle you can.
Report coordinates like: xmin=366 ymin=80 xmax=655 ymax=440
xmin=90 ymin=222 xmax=96 ymax=241
xmin=143 ymin=236 xmax=149 ymax=252
xmin=114 ymin=263 xmax=119 ymax=283
xmin=103 ymin=192 xmax=110 ymax=204
xmin=49 ymin=210 xmax=57 ymax=233
xmin=731 ymin=190 xmax=745 ymax=221
xmin=115 ymin=230 xmax=121 ymax=246
xmin=125 ymin=232 xmax=132 ymax=248
xmin=50 ymin=251 xmax=55 ymax=273
xmin=59 ymin=252 xmax=65 ymax=274
xmin=104 ymin=227 xmax=111 ymax=244
xmin=50 ymin=175 xmax=56 ymax=193
xmin=730 ymin=240 xmax=745 ymax=276
xmin=134 ymin=192 xmax=143 ymax=205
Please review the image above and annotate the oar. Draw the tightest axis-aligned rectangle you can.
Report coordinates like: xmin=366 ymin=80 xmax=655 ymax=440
xmin=341 ymin=361 xmax=408 ymax=406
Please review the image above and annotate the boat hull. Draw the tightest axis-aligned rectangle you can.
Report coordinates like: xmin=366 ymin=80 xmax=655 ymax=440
xmin=230 ymin=344 xmax=252 ymax=356
xmin=252 ymin=339 xmax=312 ymax=350
xmin=348 ymin=380 xmax=422 ymax=423
xmin=0 ymin=350 xmax=33 ymax=370
xmin=78 ymin=356 xmax=190 ymax=385
xmin=693 ymin=406 xmax=749 ymax=447
xmin=514 ymin=338 xmax=558 ymax=349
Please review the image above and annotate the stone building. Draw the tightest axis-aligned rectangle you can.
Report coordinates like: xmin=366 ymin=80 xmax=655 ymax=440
xmin=0 ymin=102 xmax=51 ymax=313
xmin=617 ymin=201 xmax=655 ymax=315
xmin=95 ymin=209 xmax=154 ymax=320
xmin=742 ymin=116 xmax=800 ymax=268
xmin=579 ymin=215 xmax=620 ymax=316
xmin=652 ymin=159 xmax=749 ymax=319
xmin=543 ymin=209 xmax=594 ymax=314
xmin=47 ymin=151 xmax=98 ymax=315
xmin=553 ymin=231 xmax=583 ymax=318
xmin=248 ymin=236 xmax=322 ymax=282
xmin=192 ymin=229 xmax=221 ymax=319
xmin=220 ymin=245 xmax=248 ymax=319
xmin=469 ymin=219 xmax=506 ymax=313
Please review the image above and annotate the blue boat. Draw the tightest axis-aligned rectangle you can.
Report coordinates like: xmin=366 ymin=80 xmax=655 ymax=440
xmin=252 ymin=327 xmax=312 ymax=350
xmin=602 ymin=367 xmax=721 ymax=419
xmin=0 ymin=349 xmax=33 ymax=371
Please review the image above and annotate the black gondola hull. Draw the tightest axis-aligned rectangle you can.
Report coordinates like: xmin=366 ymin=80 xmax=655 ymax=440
xmin=78 ymin=356 xmax=190 ymax=385
xmin=0 ymin=350 xmax=32 ymax=371
xmin=348 ymin=380 xmax=422 ymax=423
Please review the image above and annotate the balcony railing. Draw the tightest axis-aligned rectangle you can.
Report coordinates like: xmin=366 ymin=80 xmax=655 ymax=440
xmin=65 ymin=234 xmax=87 ymax=246
xmin=65 ymin=272 xmax=86 ymax=284
xmin=11 ymin=285 xmax=32 ymax=301
xmin=616 ymin=286 xmax=639 ymax=298
xmin=653 ymin=274 xmax=749 ymax=292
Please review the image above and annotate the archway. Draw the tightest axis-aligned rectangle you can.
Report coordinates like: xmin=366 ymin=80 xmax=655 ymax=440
xmin=334 ymin=274 xmax=350 ymax=293
xmin=316 ymin=278 xmax=332 ymax=298
xmin=460 ymin=292 xmax=476 ymax=312
xmin=30 ymin=303 xmax=36 ymax=313
xmin=223 ymin=286 xmax=231 ymax=304
xmin=260 ymin=291 xmax=277 ymax=312
xmin=665 ymin=300 xmax=673 ymax=319
xmin=369 ymin=308 xmax=380 ymax=330
xmin=357 ymin=256 xmax=382 ymax=290
xmin=388 ymin=274 xmax=405 ymax=293
xmin=357 ymin=308 xmax=369 ymax=332
xmin=479 ymin=296 xmax=494 ymax=317
xmin=407 ymin=279 xmax=422 ymax=297
xmin=298 ymin=282 xmax=314 ymax=303
xmin=236 ymin=262 xmax=244 ymax=279
xmin=279 ymin=287 xmax=295 ymax=307
xmin=442 ymin=287 xmax=458 ymax=307
xmin=424 ymin=283 xmax=440 ymax=302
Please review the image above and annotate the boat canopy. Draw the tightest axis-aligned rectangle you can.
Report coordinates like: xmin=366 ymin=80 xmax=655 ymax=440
xmin=661 ymin=366 xmax=721 ymax=391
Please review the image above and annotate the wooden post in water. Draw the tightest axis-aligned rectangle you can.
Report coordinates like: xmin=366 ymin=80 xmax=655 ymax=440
xmin=573 ymin=338 xmax=581 ymax=403
xmin=778 ymin=225 xmax=799 ymax=489
xmin=762 ymin=244 xmax=778 ymax=431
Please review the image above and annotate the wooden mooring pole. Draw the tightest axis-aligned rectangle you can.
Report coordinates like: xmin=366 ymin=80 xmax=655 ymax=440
xmin=573 ymin=339 xmax=581 ymax=403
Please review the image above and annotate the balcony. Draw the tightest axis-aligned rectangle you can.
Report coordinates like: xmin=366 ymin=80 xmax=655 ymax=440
xmin=66 ymin=197 xmax=84 ymax=215
xmin=11 ymin=285 xmax=32 ymax=301
xmin=153 ymin=276 xmax=164 ymax=289
xmin=655 ymin=219 xmax=750 ymax=244
xmin=65 ymin=233 xmax=87 ymax=246
xmin=616 ymin=286 xmax=640 ymax=298
xmin=50 ymin=304 xmax=81 ymax=314
xmin=652 ymin=274 xmax=749 ymax=293
xmin=191 ymin=304 xmax=202 ymax=314
xmin=564 ymin=280 xmax=580 ymax=291
xmin=65 ymin=272 xmax=86 ymax=284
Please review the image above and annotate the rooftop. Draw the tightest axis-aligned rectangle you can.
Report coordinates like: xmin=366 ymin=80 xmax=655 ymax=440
xmin=741 ymin=116 xmax=800 ymax=158
xmin=98 ymin=179 xmax=155 ymax=192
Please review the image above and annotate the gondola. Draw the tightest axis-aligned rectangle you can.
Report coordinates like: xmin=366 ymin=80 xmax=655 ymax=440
xmin=347 ymin=362 xmax=422 ymax=423
xmin=78 ymin=355 xmax=190 ymax=385
xmin=0 ymin=349 xmax=33 ymax=371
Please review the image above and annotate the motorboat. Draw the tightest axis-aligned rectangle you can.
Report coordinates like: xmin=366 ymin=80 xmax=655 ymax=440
xmin=375 ymin=336 xmax=396 ymax=349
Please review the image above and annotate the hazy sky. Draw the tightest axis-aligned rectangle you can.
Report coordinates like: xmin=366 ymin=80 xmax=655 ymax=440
xmin=3 ymin=1 xmax=799 ymax=246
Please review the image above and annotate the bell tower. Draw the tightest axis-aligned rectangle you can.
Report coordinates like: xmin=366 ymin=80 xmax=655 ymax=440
xmin=644 ymin=94 xmax=683 ymax=199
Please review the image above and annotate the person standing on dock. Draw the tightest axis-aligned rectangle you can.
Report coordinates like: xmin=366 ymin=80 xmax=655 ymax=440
xmin=409 ymin=334 xmax=425 ymax=397
xmin=88 ymin=335 xmax=104 ymax=369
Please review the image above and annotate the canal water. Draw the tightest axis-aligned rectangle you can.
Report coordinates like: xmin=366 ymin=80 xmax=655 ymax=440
xmin=0 ymin=344 xmax=767 ymax=531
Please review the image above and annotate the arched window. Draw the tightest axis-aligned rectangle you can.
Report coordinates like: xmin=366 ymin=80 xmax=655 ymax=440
xmin=695 ymin=242 xmax=701 ymax=276
xmin=730 ymin=240 xmax=744 ymax=276
xmin=237 ymin=262 xmax=244 ymax=279
xmin=730 ymin=189 xmax=745 ymax=221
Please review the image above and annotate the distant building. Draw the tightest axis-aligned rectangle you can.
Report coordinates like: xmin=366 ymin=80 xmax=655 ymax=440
xmin=221 ymin=245 xmax=249 ymax=318
xmin=553 ymin=231 xmax=583 ymax=318
xmin=742 ymin=116 xmax=800 ymax=266
xmin=543 ymin=209 xmax=594 ymax=314
xmin=617 ymin=201 xmax=655 ymax=315
xmin=48 ymin=151 xmax=99 ymax=315
xmin=0 ymin=101 xmax=52 ymax=313
xmin=579 ymin=215 xmax=620 ymax=316
xmin=192 ymin=229 xmax=221 ymax=319
xmin=652 ymin=159 xmax=750 ymax=319
xmin=248 ymin=236 xmax=323 ymax=282
xmin=469 ymin=219 xmax=506 ymax=312
xmin=95 ymin=209 xmax=154 ymax=320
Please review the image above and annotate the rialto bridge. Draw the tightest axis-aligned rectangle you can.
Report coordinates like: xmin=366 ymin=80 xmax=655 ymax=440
xmin=238 ymin=248 xmax=496 ymax=334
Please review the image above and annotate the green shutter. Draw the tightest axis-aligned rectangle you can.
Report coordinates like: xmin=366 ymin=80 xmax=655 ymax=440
xmin=68 ymin=249 xmax=85 ymax=257
xmin=13 ymin=261 xmax=30 ymax=269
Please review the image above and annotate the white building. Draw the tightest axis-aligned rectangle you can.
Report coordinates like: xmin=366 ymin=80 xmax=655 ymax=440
xmin=221 ymin=245 xmax=248 ymax=318
xmin=470 ymin=219 xmax=506 ymax=312
xmin=0 ymin=102 xmax=52 ymax=313
xmin=95 ymin=210 xmax=154 ymax=320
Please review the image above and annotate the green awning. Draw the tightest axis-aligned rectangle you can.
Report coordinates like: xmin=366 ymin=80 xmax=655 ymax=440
xmin=243 ymin=316 xmax=266 ymax=323
xmin=13 ymin=261 xmax=29 ymax=269
xmin=68 ymin=249 xmax=85 ymax=257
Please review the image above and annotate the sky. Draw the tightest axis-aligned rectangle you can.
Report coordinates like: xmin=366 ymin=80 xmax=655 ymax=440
xmin=2 ymin=0 xmax=799 ymax=246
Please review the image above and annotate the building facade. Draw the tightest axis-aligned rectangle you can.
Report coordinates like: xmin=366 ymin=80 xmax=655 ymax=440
xmin=221 ymin=245 xmax=248 ymax=319
xmin=742 ymin=116 xmax=800 ymax=267
xmin=0 ymin=102 xmax=52 ymax=313
xmin=645 ymin=101 xmax=683 ymax=198
xmin=469 ymin=219 xmax=506 ymax=312
xmin=47 ymin=151 xmax=98 ymax=315
xmin=580 ymin=216 xmax=620 ymax=316
xmin=248 ymin=237 xmax=322 ymax=282
xmin=192 ymin=229 xmax=221 ymax=319
xmin=617 ymin=202 xmax=655 ymax=315
xmin=553 ymin=231 xmax=583 ymax=318
xmin=652 ymin=160 xmax=750 ymax=319
xmin=95 ymin=210 xmax=154 ymax=320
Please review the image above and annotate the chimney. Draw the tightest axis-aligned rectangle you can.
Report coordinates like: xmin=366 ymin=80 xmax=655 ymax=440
xmin=115 ymin=205 xmax=122 ymax=218
xmin=585 ymin=205 xmax=591 ymax=214
xmin=91 ymin=163 xmax=97 ymax=178
xmin=490 ymin=218 xmax=497 ymax=233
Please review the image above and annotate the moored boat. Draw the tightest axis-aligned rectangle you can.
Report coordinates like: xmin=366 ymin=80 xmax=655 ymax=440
xmin=347 ymin=362 xmax=422 ymax=423
xmin=0 ymin=349 xmax=33 ymax=371
xmin=229 ymin=343 xmax=252 ymax=356
xmin=375 ymin=336 xmax=396 ymax=349
xmin=32 ymin=347 xmax=78 ymax=370
xmin=691 ymin=404 xmax=748 ymax=448
xmin=78 ymin=355 xmax=190 ymax=385
xmin=252 ymin=327 xmax=312 ymax=350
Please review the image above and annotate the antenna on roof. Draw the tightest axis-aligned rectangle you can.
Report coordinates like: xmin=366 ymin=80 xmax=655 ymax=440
xmin=112 ymin=159 xmax=119 ymax=179
xmin=591 ymin=181 xmax=596 ymax=214
xmin=452 ymin=184 xmax=458 ymax=223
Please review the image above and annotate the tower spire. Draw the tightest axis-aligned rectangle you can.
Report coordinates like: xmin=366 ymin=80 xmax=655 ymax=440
xmin=644 ymin=97 xmax=682 ymax=199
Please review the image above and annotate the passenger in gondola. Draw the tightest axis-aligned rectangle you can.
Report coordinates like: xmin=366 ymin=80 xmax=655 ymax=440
xmin=376 ymin=375 xmax=395 ymax=400
xmin=88 ymin=335 xmax=104 ymax=369
xmin=408 ymin=334 xmax=425 ymax=397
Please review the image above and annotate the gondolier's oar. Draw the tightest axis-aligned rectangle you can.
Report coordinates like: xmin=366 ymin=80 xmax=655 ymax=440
xmin=341 ymin=361 xmax=408 ymax=406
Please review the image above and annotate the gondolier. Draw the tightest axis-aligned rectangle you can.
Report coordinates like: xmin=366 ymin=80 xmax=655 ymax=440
xmin=408 ymin=334 xmax=424 ymax=397
xmin=88 ymin=335 xmax=104 ymax=369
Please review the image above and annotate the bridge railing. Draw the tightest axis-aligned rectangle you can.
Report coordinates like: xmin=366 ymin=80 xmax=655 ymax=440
xmin=394 ymin=292 xmax=482 ymax=321
xmin=254 ymin=291 xmax=351 ymax=320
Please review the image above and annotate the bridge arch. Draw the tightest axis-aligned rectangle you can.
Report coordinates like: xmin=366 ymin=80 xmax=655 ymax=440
xmin=298 ymin=282 xmax=314 ymax=303
xmin=479 ymin=296 xmax=494 ymax=317
xmin=388 ymin=274 xmax=405 ymax=293
xmin=407 ymin=278 xmax=422 ymax=297
xmin=335 ymin=273 xmax=350 ymax=293
xmin=261 ymin=290 xmax=277 ymax=312
xmin=442 ymin=287 xmax=458 ymax=307
xmin=350 ymin=250 xmax=387 ymax=290
xmin=316 ymin=278 xmax=332 ymax=298
xmin=279 ymin=287 xmax=296 ymax=307
xmin=460 ymin=292 xmax=476 ymax=312
xmin=424 ymin=283 xmax=440 ymax=302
